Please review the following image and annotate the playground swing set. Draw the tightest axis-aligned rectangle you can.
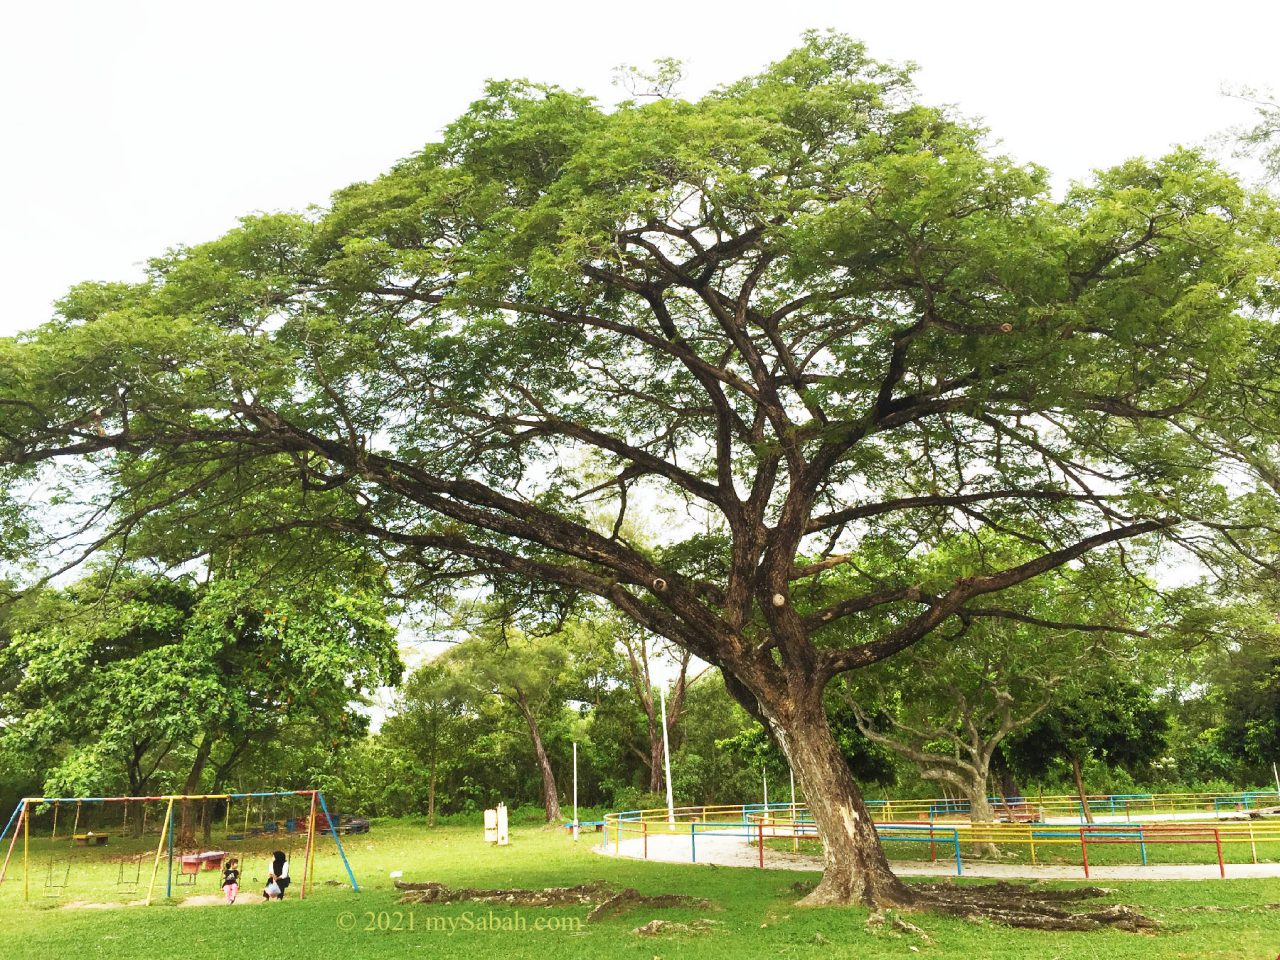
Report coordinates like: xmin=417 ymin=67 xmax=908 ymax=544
xmin=0 ymin=790 xmax=358 ymax=904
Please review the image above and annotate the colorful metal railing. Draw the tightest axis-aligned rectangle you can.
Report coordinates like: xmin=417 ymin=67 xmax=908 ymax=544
xmin=600 ymin=800 xmax=1280 ymax=878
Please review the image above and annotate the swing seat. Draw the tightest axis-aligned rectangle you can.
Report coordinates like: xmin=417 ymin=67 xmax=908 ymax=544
xmin=117 ymin=855 xmax=144 ymax=887
xmin=44 ymin=860 xmax=70 ymax=898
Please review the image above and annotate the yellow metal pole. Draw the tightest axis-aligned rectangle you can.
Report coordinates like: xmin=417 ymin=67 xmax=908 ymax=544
xmin=50 ymin=802 xmax=59 ymax=842
xmin=145 ymin=799 xmax=175 ymax=906
xmin=23 ymin=797 xmax=30 ymax=901
xmin=307 ymin=798 xmax=319 ymax=896
xmin=300 ymin=792 xmax=318 ymax=899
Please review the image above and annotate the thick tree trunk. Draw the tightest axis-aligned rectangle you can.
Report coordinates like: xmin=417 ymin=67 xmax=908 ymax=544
xmin=995 ymin=763 xmax=1021 ymax=804
xmin=1070 ymin=755 xmax=1094 ymax=824
xmin=963 ymin=774 xmax=1000 ymax=858
xmin=647 ymin=722 xmax=664 ymax=794
xmin=514 ymin=690 xmax=562 ymax=822
xmin=762 ymin=695 xmax=915 ymax=908
xmin=184 ymin=734 xmax=214 ymax=796
xmin=177 ymin=734 xmax=215 ymax=846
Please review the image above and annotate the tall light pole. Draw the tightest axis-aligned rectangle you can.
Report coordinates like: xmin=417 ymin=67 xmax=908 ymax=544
xmin=659 ymin=684 xmax=675 ymax=829
xmin=572 ymin=741 xmax=579 ymax=841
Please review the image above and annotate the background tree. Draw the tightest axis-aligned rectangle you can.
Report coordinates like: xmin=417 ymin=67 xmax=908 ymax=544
xmin=2 ymin=33 xmax=1279 ymax=909
xmin=1003 ymin=674 xmax=1170 ymax=822
xmin=438 ymin=624 xmax=593 ymax=822
xmin=0 ymin=566 xmax=401 ymax=836
xmin=838 ymin=553 xmax=1155 ymax=827
xmin=609 ymin=616 xmax=695 ymax=794
xmin=381 ymin=661 xmax=469 ymax=825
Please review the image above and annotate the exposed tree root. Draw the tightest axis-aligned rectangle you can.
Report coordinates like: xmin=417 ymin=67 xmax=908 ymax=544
xmin=632 ymin=918 xmax=722 ymax=936
xmin=586 ymin=888 xmax=713 ymax=922
xmin=909 ymin=880 xmax=1157 ymax=932
xmin=394 ymin=879 xmax=712 ymax=922
xmin=867 ymin=909 xmax=933 ymax=942
xmin=394 ymin=880 xmax=612 ymax=907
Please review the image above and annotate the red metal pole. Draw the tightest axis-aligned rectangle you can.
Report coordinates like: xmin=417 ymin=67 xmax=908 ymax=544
xmin=1079 ymin=827 xmax=1089 ymax=879
xmin=300 ymin=791 xmax=318 ymax=899
xmin=1214 ymin=829 xmax=1224 ymax=879
xmin=0 ymin=802 xmax=25 ymax=886
xmin=929 ymin=823 xmax=936 ymax=863
xmin=758 ymin=821 xmax=764 ymax=868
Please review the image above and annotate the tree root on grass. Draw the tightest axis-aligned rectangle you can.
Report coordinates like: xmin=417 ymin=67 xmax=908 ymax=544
xmin=910 ymin=881 xmax=1157 ymax=932
xmin=394 ymin=880 xmax=612 ymax=907
xmin=867 ymin=909 xmax=933 ymax=942
xmin=394 ymin=879 xmax=712 ymax=922
xmin=586 ymin=887 xmax=713 ymax=922
xmin=632 ymin=918 xmax=723 ymax=936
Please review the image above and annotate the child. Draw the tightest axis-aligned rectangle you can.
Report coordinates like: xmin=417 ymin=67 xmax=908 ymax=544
xmin=263 ymin=850 xmax=290 ymax=900
xmin=221 ymin=858 xmax=240 ymax=905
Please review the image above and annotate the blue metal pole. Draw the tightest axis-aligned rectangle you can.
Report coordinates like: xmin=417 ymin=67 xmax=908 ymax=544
xmin=0 ymin=801 xmax=22 ymax=851
xmin=953 ymin=829 xmax=962 ymax=876
xmin=316 ymin=792 xmax=359 ymax=892
xmin=690 ymin=821 xmax=696 ymax=864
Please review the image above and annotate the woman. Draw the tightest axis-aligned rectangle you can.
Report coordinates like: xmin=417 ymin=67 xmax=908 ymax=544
xmin=263 ymin=850 xmax=291 ymax=900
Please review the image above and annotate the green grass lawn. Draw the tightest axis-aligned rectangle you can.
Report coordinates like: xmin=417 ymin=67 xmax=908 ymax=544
xmin=2 ymin=818 xmax=1278 ymax=959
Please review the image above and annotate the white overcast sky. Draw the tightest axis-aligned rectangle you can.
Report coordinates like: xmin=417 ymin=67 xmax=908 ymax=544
xmin=2 ymin=0 xmax=1278 ymax=339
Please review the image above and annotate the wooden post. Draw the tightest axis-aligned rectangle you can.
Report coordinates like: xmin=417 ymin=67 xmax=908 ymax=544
xmin=145 ymin=798 xmax=174 ymax=906
xmin=300 ymin=792 xmax=318 ymax=899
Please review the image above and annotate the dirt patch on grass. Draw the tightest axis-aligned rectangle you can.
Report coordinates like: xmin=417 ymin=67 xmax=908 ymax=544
xmin=60 ymin=899 xmax=139 ymax=910
xmin=394 ymin=879 xmax=713 ymax=921
xmin=177 ymin=893 xmax=262 ymax=907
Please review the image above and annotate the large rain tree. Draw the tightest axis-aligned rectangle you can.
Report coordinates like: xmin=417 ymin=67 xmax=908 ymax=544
xmin=2 ymin=34 xmax=1279 ymax=909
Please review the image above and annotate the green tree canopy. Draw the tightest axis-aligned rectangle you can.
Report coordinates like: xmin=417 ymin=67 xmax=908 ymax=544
xmin=2 ymin=33 xmax=1279 ymax=908
xmin=0 ymin=567 xmax=401 ymax=798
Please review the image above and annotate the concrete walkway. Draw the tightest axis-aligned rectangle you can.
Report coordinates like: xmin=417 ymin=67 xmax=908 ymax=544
xmin=595 ymin=829 xmax=1280 ymax=881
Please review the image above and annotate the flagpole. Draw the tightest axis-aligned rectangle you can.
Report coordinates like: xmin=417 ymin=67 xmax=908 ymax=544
xmin=660 ymin=684 xmax=675 ymax=829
